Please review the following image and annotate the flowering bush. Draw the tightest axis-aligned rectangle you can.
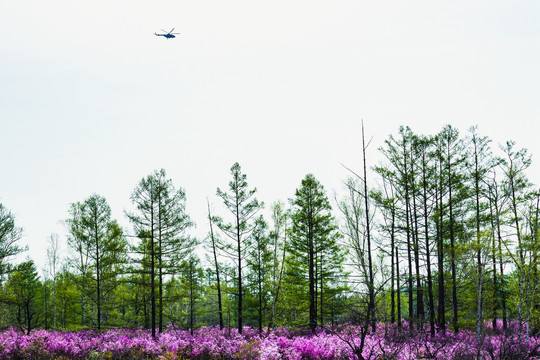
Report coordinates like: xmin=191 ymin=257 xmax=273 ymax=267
xmin=0 ymin=323 xmax=538 ymax=359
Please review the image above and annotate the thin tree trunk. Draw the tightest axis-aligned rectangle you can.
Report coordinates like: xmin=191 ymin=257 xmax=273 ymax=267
xmin=189 ymin=261 xmax=195 ymax=335
xmin=436 ymin=158 xmax=445 ymax=333
xmin=396 ymin=244 xmax=401 ymax=329
xmin=404 ymin=164 xmax=414 ymax=330
xmin=411 ymin=169 xmax=424 ymax=328
xmin=362 ymin=121 xmax=375 ymax=332
xmin=473 ymin=141 xmax=484 ymax=342
xmin=158 ymin=197 xmax=163 ymax=334
xmin=258 ymin=261 xmax=263 ymax=334
xmin=496 ymin=203 xmax=508 ymax=330
xmin=235 ymin=185 xmax=243 ymax=334
xmin=309 ymin=209 xmax=316 ymax=332
xmin=207 ymin=200 xmax=224 ymax=330
xmin=421 ymin=149 xmax=435 ymax=335
xmin=150 ymin=182 xmax=156 ymax=338
xmin=94 ymin=211 xmax=101 ymax=331
xmin=271 ymin=229 xmax=287 ymax=330
xmin=488 ymin=191 xmax=498 ymax=330
xmin=390 ymin=205 xmax=396 ymax=324
xmin=447 ymin=145 xmax=459 ymax=334
xmin=320 ymin=251 xmax=324 ymax=327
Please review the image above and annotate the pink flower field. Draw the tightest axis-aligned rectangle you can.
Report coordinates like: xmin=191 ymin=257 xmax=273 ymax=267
xmin=0 ymin=323 xmax=539 ymax=360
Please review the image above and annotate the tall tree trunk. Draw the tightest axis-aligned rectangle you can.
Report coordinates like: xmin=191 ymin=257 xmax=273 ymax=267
xmin=309 ymin=212 xmax=316 ymax=332
xmin=158 ymin=195 xmax=163 ymax=334
xmin=150 ymin=184 xmax=156 ymax=338
xmin=533 ymin=194 xmax=540 ymax=333
xmin=411 ymin=170 xmax=424 ymax=328
xmin=235 ymin=187 xmax=243 ymax=334
xmin=271 ymin=229 xmax=287 ymax=330
xmin=207 ymin=200 xmax=224 ymax=330
xmin=403 ymin=141 xmax=414 ymax=330
xmin=447 ymin=146 xmax=459 ymax=334
xmin=94 ymin=213 xmax=101 ymax=331
xmin=314 ymin=238 xmax=319 ymax=328
xmin=391 ymin=206 xmax=396 ymax=324
xmin=421 ymin=149 xmax=435 ymax=335
xmin=436 ymin=158 xmax=446 ymax=333
xmin=319 ymin=251 xmax=324 ymax=327
xmin=189 ymin=261 xmax=195 ymax=335
xmin=488 ymin=191 xmax=498 ymax=330
xmin=496 ymin=201 xmax=508 ymax=330
xmin=396 ymin=243 xmax=401 ymax=329
xmin=258 ymin=256 xmax=263 ymax=334
xmin=473 ymin=141 xmax=484 ymax=342
xmin=362 ymin=122 xmax=375 ymax=332
xmin=509 ymin=164 xmax=526 ymax=335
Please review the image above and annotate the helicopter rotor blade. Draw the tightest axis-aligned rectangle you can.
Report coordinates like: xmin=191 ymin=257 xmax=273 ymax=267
xmin=169 ymin=28 xmax=175 ymax=34
xmin=161 ymin=29 xmax=167 ymax=33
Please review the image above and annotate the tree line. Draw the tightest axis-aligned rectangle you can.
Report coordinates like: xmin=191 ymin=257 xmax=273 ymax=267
xmin=0 ymin=124 xmax=538 ymax=342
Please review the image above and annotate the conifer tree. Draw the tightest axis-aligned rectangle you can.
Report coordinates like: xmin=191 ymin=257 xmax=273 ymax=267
xmin=289 ymin=174 xmax=344 ymax=332
xmin=214 ymin=162 xmax=262 ymax=334
xmin=246 ymin=215 xmax=272 ymax=333
xmin=127 ymin=169 xmax=194 ymax=336
xmin=66 ymin=194 xmax=126 ymax=330
xmin=6 ymin=260 xmax=41 ymax=334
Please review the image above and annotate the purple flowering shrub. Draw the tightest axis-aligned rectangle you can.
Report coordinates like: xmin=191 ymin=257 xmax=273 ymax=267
xmin=0 ymin=323 xmax=539 ymax=359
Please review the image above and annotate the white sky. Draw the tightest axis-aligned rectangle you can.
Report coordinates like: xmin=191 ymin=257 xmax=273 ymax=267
xmin=1 ymin=1 xmax=539 ymax=273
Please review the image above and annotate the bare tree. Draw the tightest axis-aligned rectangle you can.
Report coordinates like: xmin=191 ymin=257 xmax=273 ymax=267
xmin=46 ymin=233 xmax=61 ymax=328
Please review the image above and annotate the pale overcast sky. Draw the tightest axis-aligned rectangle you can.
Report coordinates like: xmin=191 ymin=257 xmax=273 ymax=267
xmin=1 ymin=1 xmax=539 ymax=272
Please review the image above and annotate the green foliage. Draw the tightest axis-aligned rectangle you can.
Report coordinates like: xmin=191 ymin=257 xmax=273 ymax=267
xmin=214 ymin=162 xmax=263 ymax=333
xmin=0 ymin=203 xmax=26 ymax=279
xmin=66 ymin=194 xmax=127 ymax=330
xmin=286 ymin=174 xmax=347 ymax=330
xmin=0 ymin=126 xmax=539 ymax=336
xmin=5 ymin=260 xmax=41 ymax=334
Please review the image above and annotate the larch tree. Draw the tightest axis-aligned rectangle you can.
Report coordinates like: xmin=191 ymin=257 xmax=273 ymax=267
xmin=180 ymin=255 xmax=204 ymax=335
xmin=467 ymin=126 xmax=493 ymax=341
xmin=499 ymin=141 xmax=534 ymax=337
xmin=486 ymin=169 xmax=509 ymax=330
xmin=416 ymin=135 xmax=437 ymax=335
xmin=437 ymin=125 xmax=468 ymax=333
xmin=214 ymin=162 xmax=263 ymax=334
xmin=127 ymin=169 xmax=195 ymax=336
xmin=379 ymin=127 xmax=416 ymax=329
xmin=66 ymin=194 xmax=126 ymax=330
xmin=246 ymin=215 xmax=272 ymax=334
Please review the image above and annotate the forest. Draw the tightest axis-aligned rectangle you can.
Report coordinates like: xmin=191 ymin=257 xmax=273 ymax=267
xmin=0 ymin=124 xmax=539 ymax=359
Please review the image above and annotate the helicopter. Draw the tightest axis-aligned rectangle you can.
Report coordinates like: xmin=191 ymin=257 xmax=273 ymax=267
xmin=154 ymin=28 xmax=180 ymax=39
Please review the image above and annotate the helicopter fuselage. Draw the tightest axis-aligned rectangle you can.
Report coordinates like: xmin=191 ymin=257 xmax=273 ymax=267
xmin=155 ymin=33 xmax=175 ymax=39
